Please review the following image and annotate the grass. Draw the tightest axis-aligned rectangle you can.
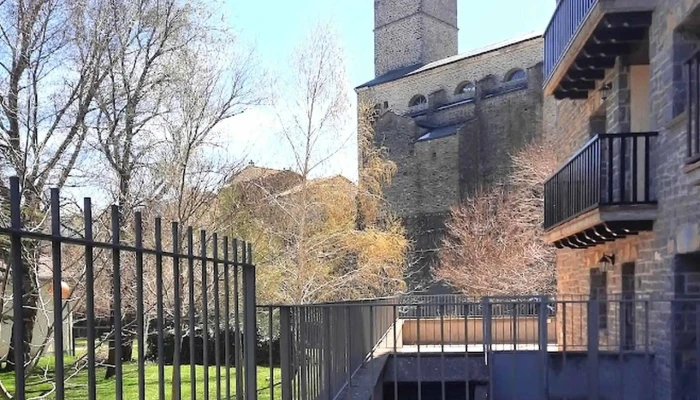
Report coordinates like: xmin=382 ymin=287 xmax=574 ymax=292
xmin=0 ymin=340 xmax=281 ymax=399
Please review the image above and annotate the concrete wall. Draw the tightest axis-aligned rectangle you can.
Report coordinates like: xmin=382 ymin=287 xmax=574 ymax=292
xmin=491 ymin=352 xmax=655 ymax=400
xmin=401 ymin=317 xmax=557 ymax=346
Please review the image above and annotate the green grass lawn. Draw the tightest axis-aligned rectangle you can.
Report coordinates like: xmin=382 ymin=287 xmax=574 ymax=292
xmin=0 ymin=354 xmax=281 ymax=399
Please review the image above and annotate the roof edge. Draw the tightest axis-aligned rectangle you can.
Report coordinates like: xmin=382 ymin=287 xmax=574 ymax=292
xmin=355 ymin=31 xmax=543 ymax=90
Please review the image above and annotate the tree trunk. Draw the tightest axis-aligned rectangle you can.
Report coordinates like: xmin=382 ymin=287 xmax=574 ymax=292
xmin=2 ymin=249 xmax=40 ymax=373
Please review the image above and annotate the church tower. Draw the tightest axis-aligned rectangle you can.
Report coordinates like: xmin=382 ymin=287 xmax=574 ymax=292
xmin=374 ymin=0 xmax=458 ymax=77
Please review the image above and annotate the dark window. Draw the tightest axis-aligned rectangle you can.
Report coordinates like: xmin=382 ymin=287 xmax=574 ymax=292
xmin=455 ymin=81 xmax=475 ymax=97
xmin=685 ymin=49 xmax=700 ymax=161
xmin=505 ymin=69 xmax=526 ymax=82
xmin=590 ymin=268 xmax=608 ymax=330
xmin=409 ymin=95 xmax=428 ymax=107
xmin=383 ymin=101 xmax=389 ymax=109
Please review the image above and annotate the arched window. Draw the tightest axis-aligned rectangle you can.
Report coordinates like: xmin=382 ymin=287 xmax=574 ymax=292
xmin=505 ymin=69 xmax=527 ymax=82
xmin=455 ymin=81 xmax=476 ymax=97
xmin=408 ymin=95 xmax=428 ymax=107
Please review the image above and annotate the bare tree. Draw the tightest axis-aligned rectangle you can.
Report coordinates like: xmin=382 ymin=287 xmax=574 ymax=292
xmin=86 ymin=0 xmax=263 ymax=377
xmin=0 ymin=0 xmax=113 ymax=371
xmin=435 ymin=138 xmax=558 ymax=296
xmin=224 ymin=76 xmax=409 ymax=303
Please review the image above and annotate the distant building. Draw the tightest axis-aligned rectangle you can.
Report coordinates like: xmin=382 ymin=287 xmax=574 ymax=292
xmin=0 ymin=258 xmax=73 ymax=357
xmin=356 ymin=0 xmax=552 ymax=292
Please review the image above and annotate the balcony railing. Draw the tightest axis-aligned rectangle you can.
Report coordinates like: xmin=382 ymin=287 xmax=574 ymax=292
xmin=544 ymin=0 xmax=598 ymax=83
xmin=544 ymin=132 xmax=657 ymax=230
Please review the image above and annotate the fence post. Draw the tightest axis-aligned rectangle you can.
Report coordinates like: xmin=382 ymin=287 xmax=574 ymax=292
xmin=482 ymin=297 xmax=492 ymax=353
xmin=539 ymin=296 xmax=549 ymax=400
xmin=280 ymin=307 xmax=293 ymax=400
xmin=324 ymin=307 xmax=332 ymax=400
xmin=587 ymin=299 xmax=600 ymax=400
xmin=482 ymin=297 xmax=493 ymax=400
xmin=9 ymin=177 xmax=25 ymax=400
xmin=243 ymin=244 xmax=257 ymax=400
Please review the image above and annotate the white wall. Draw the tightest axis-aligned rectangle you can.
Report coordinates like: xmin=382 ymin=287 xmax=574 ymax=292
xmin=1 ymin=279 xmax=73 ymax=357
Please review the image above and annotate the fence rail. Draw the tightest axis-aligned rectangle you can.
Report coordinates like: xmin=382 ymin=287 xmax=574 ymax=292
xmin=0 ymin=176 xmax=258 ymax=400
xmin=255 ymin=295 xmax=699 ymax=400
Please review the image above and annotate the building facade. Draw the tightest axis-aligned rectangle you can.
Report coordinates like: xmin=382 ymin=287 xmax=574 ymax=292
xmin=356 ymin=0 xmax=550 ymax=291
xmin=543 ymin=0 xmax=700 ymax=398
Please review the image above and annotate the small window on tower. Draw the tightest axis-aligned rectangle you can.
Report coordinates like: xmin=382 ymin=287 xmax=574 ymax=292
xmin=409 ymin=95 xmax=428 ymax=107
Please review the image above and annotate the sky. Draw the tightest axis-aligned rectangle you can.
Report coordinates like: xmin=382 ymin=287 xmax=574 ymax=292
xmin=220 ymin=0 xmax=558 ymax=181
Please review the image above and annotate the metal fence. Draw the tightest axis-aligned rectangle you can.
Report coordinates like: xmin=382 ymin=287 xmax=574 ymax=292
xmin=396 ymin=294 xmax=557 ymax=318
xmin=256 ymin=295 xmax=700 ymax=400
xmin=0 ymin=177 xmax=258 ymax=400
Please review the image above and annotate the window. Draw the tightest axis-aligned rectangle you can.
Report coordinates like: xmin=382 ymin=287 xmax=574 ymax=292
xmin=455 ymin=81 xmax=475 ymax=97
xmin=505 ymin=69 xmax=527 ymax=82
xmin=408 ymin=95 xmax=428 ymax=107
xmin=686 ymin=49 xmax=700 ymax=161
xmin=590 ymin=268 xmax=608 ymax=330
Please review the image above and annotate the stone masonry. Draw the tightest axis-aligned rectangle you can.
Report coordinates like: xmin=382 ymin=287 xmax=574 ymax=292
xmin=548 ymin=1 xmax=700 ymax=398
xmin=357 ymin=0 xmax=549 ymax=292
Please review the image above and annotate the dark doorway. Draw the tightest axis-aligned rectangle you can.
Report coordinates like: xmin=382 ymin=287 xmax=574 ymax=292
xmin=620 ymin=262 xmax=636 ymax=350
xmin=383 ymin=381 xmax=487 ymax=400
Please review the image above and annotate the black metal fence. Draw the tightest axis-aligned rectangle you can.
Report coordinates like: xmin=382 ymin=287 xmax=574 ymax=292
xmin=396 ymin=294 xmax=557 ymax=318
xmin=0 ymin=177 xmax=258 ymax=400
xmin=256 ymin=296 xmax=699 ymax=400
xmin=544 ymin=132 xmax=657 ymax=230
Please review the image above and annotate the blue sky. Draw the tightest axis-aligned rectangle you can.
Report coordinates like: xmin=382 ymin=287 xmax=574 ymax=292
xmin=222 ymin=0 xmax=558 ymax=180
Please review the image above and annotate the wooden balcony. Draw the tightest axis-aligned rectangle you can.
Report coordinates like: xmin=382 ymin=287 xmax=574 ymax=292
xmin=544 ymin=132 xmax=658 ymax=249
xmin=544 ymin=0 xmax=656 ymax=100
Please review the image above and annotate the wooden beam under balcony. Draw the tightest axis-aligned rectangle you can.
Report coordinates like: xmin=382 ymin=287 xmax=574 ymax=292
xmin=559 ymin=80 xmax=597 ymax=91
xmin=581 ymin=43 xmax=630 ymax=58
xmin=600 ymin=12 xmax=653 ymax=29
xmin=592 ymin=27 xmax=647 ymax=44
xmin=572 ymin=56 xmax=617 ymax=70
xmin=565 ymin=69 xmax=606 ymax=81
xmin=544 ymin=0 xmax=655 ymax=99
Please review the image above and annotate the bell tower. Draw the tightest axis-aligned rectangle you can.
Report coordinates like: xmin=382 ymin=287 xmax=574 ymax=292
xmin=374 ymin=0 xmax=459 ymax=77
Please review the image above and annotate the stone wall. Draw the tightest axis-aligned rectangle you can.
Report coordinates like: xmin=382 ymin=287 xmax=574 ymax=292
xmin=374 ymin=0 xmax=458 ymax=77
xmin=360 ymin=37 xmax=546 ymax=291
xmin=550 ymin=1 xmax=700 ymax=397
xmin=362 ymin=37 xmax=543 ymax=116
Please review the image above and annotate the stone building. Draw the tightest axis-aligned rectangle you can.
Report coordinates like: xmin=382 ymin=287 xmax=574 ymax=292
xmin=543 ymin=0 xmax=700 ymax=398
xmin=355 ymin=0 xmax=549 ymax=291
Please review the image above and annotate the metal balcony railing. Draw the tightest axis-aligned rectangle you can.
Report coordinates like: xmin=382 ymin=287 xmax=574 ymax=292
xmin=544 ymin=0 xmax=598 ymax=84
xmin=544 ymin=132 xmax=657 ymax=230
